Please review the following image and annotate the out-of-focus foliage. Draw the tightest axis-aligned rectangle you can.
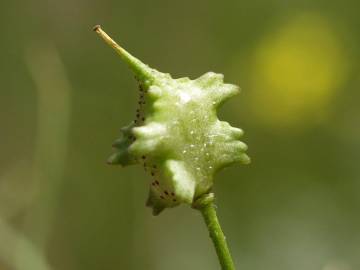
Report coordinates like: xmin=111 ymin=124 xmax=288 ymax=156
xmin=250 ymin=13 xmax=348 ymax=129
xmin=0 ymin=0 xmax=359 ymax=270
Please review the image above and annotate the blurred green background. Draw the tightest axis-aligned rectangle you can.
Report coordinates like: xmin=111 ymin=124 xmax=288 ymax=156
xmin=1 ymin=0 xmax=359 ymax=269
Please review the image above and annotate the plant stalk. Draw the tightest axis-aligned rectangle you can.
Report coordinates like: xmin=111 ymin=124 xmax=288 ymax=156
xmin=194 ymin=194 xmax=236 ymax=270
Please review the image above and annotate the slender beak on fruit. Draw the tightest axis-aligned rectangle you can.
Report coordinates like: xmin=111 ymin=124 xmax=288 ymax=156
xmin=93 ymin=25 xmax=156 ymax=83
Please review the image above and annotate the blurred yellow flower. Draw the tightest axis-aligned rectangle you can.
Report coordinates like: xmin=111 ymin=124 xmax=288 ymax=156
xmin=250 ymin=13 xmax=348 ymax=129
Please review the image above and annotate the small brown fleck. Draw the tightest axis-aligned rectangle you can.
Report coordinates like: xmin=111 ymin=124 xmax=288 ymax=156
xmin=92 ymin=25 xmax=101 ymax=31
xmin=173 ymin=199 xmax=177 ymax=202
xmin=164 ymin=191 xmax=169 ymax=195
xmin=171 ymin=192 xmax=175 ymax=196
xmin=142 ymin=156 xmax=146 ymax=159
xmin=155 ymin=180 xmax=159 ymax=185
xmin=151 ymin=172 xmax=155 ymax=176
xmin=160 ymin=196 xmax=165 ymax=200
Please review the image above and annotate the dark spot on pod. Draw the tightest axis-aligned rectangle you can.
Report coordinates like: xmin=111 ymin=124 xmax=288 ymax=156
xmin=171 ymin=192 xmax=175 ymax=196
xmin=138 ymin=101 xmax=142 ymax=105
xmin=136 ymin=114 xmax=140 ymax=117
xmin=151 ymin=172 xmax=155 ymax=176
xmin=173 ymin=199 xmax=177 ymax=202
xmin=142 ymin=156 xmax=146 ymax=159
xmin=153 ymin=165 xmax=157 ymax=169
xmin=164 ymin=191 xmax=169 ymax=195
xmin=160 ymin=196 xmax=165 ymax=200
xmin=155 ymin=180 xmax=159 ymax=185
xmin=142 ymin=117 xmax=145 ymax=121
xmin=134 ymin=120 xmax=138 ymax=124
xmin=151 ymin=182 xmax=156 ymax=186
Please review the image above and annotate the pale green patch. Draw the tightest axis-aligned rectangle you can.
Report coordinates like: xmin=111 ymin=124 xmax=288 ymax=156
xmin=95 ymin=26 xmax=249 ymax=215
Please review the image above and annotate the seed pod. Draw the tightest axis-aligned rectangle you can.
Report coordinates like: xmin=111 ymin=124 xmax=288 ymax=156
xmin=94 ymin=26 xmax=250 ymax=215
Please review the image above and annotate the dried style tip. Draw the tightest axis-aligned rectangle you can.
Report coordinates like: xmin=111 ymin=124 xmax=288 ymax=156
xmin=93 ymin=25 xmax=157 ymax=84
xmin=92 ymin=24 xmax=101 ymax=32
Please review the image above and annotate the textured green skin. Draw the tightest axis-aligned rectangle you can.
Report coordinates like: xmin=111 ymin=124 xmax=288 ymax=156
xmin=96 ymin=28 xmax=250 ymax=215
xmin=109 ymin=68 xmax=250 ymax=215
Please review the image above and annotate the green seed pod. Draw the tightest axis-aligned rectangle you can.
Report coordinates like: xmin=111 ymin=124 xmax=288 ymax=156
xmin=95 ymin=26 xmax=250 ymax=215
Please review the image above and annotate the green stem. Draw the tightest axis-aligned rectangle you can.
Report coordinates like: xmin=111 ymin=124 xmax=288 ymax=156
xmin=194 ymin=194 xmax=236 ymax=270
